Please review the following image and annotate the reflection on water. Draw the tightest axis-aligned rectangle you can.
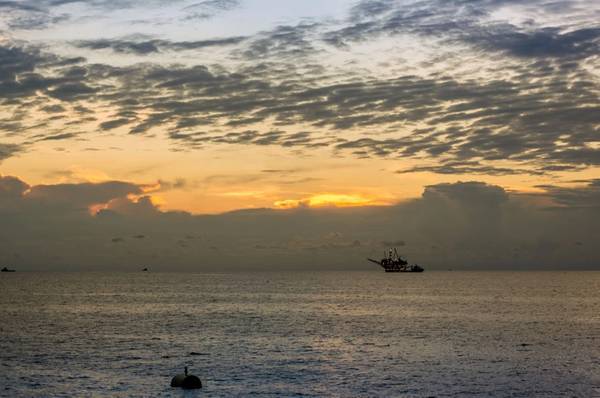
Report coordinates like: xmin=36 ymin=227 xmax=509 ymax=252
xmin=1 ymin=271 xmax=599 ymax=397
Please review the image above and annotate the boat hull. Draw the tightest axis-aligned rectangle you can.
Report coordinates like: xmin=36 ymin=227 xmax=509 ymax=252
xmin=367 ymin=254 xmax=425 ymax=273
xmin=384 ymin=269 xmax=424 ymax=273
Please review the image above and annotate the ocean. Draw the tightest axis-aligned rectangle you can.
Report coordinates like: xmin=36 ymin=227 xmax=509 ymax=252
xmin=1 ymin=271 xmax=599 ymax=397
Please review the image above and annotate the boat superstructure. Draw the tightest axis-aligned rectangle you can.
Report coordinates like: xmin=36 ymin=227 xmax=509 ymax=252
xmin=367 ymin=248 xmax=424 ymax=272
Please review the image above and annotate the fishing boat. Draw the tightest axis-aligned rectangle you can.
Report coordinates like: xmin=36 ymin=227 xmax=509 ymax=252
xmin=367 ymin=248 xmax=424 ymax=272
xmin=1 ymin=267 xmax=15 ymax=273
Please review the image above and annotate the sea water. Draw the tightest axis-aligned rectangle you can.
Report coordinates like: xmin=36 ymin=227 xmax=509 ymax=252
xmin=1 ymin=271 xmax=599 ymax=397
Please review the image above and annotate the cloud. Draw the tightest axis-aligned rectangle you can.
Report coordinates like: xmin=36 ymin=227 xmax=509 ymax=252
xmin=240 ymin=23 xmax=320 ymax=60
xmin=35 ymin=132 xmax=78 ymax=141
xmin=349 ymin=0 xmax=395 ymax=21
xmin=168 ymin=129 xmax=328 ymax=150
xmin=534 ymin=179 xmax=600 ymax=208
xmin=0 ymin=1 xmax=70 ymax=29
xmin=73 ymin=36 xmax=247 ymax=55
xmin=397 ymin=161 xmax=545 ymax=176
xmin=422 ymin=181 xmax=509 ymax=208
xmin=1 ymin=0 xmax=599 ymax=177
xmin=0 ymin=0 xmax=235 ymax=30
xmin=322 ymin=0 xmax=600 ymax=64
xmin=0 ymin=44 xmax=95 ymax=117
xmin=99 ymin=118 xmax=132 ymax=130
xmin=183 ymin=0 xmax=240 ymax=20
xmin=156 ymin=178 xmax=188 ymax=191
xmin=75 ymin=39 xmax=160 ymax=55
xmin=184 ymin=0 xmax=239 ymax=11
xmin=25 ymin=180 xmax=142 ymax=209
xmin=0 ymin=175 xmax=29 ymax=199
xmin=0 ymin=45 xmax=53 ymax=98
xmin=47 ymin=82 xmax=97 ymax=101
xmin=1 ymin=176 xmax=599 ymax=271
xmin=0 ymin=143 xmax=24 ymax=162
xmin=465 ymin=26 xmax=600 ymax=60
xmin=4 ymin=40 xmax=597 ymax=172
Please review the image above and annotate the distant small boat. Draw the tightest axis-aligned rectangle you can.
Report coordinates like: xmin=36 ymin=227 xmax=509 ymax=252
xmin=1 ymin=267 xmax=15 ymax=273
xmin=142 ymin=267 xmax=149 ymax=272
xmin=367 ymin=248 xmax=424 ymax=273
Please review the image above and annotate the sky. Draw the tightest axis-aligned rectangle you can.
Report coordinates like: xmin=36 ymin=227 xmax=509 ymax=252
xmin=0 ymin=0 xmax=599 ymax=270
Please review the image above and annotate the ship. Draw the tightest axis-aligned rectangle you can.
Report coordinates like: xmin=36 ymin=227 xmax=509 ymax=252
xmin=368 ymin=248 xmax=424 ymax=272
xmin=1 ymin=267 xmax=15 ymax=273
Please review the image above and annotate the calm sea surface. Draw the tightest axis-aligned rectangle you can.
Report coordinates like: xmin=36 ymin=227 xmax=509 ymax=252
xmin=1 ymin=271 xmax=599 ymax=397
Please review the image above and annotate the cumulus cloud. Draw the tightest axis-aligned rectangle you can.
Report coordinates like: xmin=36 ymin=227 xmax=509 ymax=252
xmin=0 ymin=176 xmax=598 ymax=271
xmin=0 ymin=175 xmax=29 ymax=199
xmin=25 ymin=180 xmax=142 ymax=208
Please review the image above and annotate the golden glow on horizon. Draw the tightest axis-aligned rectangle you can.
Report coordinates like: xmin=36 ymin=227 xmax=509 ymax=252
xmin=219 ymin=190 xmax=270 ymax=198
xmin=274 ymin=193 xmax=387 ymax=209
xmin=147 ymin=194 xmax=167 ymax=207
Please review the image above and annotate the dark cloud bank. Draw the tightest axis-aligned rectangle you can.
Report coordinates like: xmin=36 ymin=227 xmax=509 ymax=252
xmin=1 ymin=175 xmax=599 ymax=271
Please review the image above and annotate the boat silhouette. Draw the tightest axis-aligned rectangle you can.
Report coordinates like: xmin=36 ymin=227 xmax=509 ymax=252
xmin=368 ymin=248 xmax=424 ymax=272
xmin=1 ymin=267 xmax=15 ymax=273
